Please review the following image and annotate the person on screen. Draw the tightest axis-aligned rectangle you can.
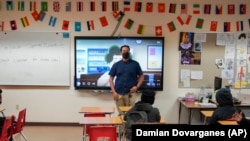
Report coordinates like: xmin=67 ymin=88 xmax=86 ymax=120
xmin=97 ymin=45 xmax=121 ymax=86
xmin=109 ymin=45 xmax=144 ymax=114
xmin=180 ymin=50 xmax=194 ymax=65
xmin=209 ymin=88 xmax=245 ymax=125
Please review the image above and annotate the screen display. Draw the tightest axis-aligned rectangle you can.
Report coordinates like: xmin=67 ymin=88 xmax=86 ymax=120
xmin=74 ymin=36 xmax=165 ymax=91
xmin=214 ymin=76 xmax=222 ymax=91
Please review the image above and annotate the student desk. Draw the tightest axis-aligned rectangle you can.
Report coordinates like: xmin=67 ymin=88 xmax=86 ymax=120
xmin=218 ymin=120 xmax=238 ymax=125
xmin=200 ymin=110 xmax=214 ymax=124
xmin=119 ymin=106 xmax=131 ymax=113
xmin=178 ymin=100 xmax=217 ymax=124
xmin=79 ymin=116 xmax=122 ymax=141
xmin=79 ymin=106 xmax=115 ymax=116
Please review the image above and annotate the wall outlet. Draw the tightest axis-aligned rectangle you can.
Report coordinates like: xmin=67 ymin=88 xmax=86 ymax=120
xmin=16 ymin=105 xmax=19 ymax=110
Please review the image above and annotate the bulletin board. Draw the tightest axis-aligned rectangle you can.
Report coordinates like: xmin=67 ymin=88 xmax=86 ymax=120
xmin=0 ymin=31 xmax=70 ymax=86
xmin=178 ymin=33 xmax=250 ymax=89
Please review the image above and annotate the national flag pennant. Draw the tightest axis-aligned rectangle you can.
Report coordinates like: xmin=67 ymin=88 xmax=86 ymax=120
xmin=239 ymin=4 xmax=246 ymax=15
xmin=155 ymin=26 xmax=162 ymax=36
xmin=18 ymin=0 xmax=25 ymax=11
xmin=10 ymin=20 xmax=17 ymax=30
xmin=167 ymin=21 xmax=176 ymax=32
xmin=29 ymin=1 xmax=36 ymax=11
xmin=177 ymin=16 xmax=184 ymax=25
xmin=123 ymin=0 xmax=130 ymax=12
xmin=65 ymin=1 xmax=71 ymax=12
xmin=134 ymin=2 xmax=142 ymax=12
xmin=113 ymin=11 xmax=124 ymax=21
xmin=0 ymin=1 xmax=2 ymax=11
xmin=53 ymin=1 xmax=60 ymax=12
xmin=62 ymin=20 xmax=69 ymax=30
xmin=210 ymin=21 xmax=217 ymax=31
xmin=196 ymin=18 xmax=204 ymax=29
xmin=215 ymin=5 xmax=222 ymax=14
xmin=248 ymin=19 xmax=250 ymax=28
xmin=76 ymin=1 xmax=83 ymax=11
xmin=87 ymin=20 xmax=95 ymax=31
xmin=181 ymin=4 xmax=187 ymax=14
xmin=75 ymin=22 xmax=81 ymax=32
xmin=204 ymin=4 xmax=211 ymax=14
xmin=228 ymin=4 xmax=235 ymax=15
xmin=137 ymin=24 xmax=145 ymax=35
xmin=31 ymin=10 xmax=39 ymax=21
xmin=0 ymin=21 xmax=4 ymax=31
xmin=90 ymin=1 xmax=95 ymax=11
xmin=6 ymin=1 xmax=13 ymax=11
xmin=99 ymin=16 xmax=108 ymax=27
xmin=38 ymin=11 xmax=46 ymax=21
xmin=48 ymin=16 xmax=57 ymax=27
xmin=169 ymin=3 xmax=176 ymax=13
xmin=20 ymin=16 xmax=30 ymax=27
xmin=185 ymin=15 xmax=192 ymax=25
xmin=146 ymin=2 xmax=153 ymax=12
xmin=158 ymin=3 xmax=165 ymax=13
xmin=236 ymin=21 xmax=244 ymax=31
xmin=112 ymin=1 xmax=119 ymax=11
xmin=41 ymin=1 xmax=48 ymax=11
xmin=224 ymin=22 xmax=231 ymax=32
xmin=124 ymin=18 xmax=134 ymax=29
xmin=101 ymin=1 xmax=107 ymax=12
xmin=193 ymin=4 xmax=200 ymax=14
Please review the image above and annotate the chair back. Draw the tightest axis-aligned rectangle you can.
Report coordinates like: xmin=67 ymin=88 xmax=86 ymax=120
xmin=0 ymin=116 xmax=14 ymax=141
xmin=83 ymin=113 xmax=106 ymax=135
xmin=13 ymin=108 xmax=26 ymax=134
xmin=89 ymin=126 xmax=117 ymax=141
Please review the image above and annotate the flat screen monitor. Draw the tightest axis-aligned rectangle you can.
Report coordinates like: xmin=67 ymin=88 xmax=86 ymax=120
xmin=74 ymin=36 xmax=165 ymax=91
xmin=214 ymin=76 xmax=222 ymax=91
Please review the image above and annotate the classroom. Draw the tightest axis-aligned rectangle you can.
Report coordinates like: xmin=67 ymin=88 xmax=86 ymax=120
xmin=0 ymin=0 xmax=250 ymax=140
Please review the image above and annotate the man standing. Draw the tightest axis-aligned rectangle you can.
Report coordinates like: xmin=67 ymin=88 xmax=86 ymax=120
xmin=109 ymin=45 xmax=144 ymax=114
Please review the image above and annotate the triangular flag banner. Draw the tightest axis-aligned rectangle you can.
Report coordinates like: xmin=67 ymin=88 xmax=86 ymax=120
xmin=137 ymin=24 xmax=145 ymax=34
xmin=53 ymin=1 xmax=60 ymax=12
xmin=177 ymin=16 xmax=184 ymax=25
xmin=29 ymin=1 xmax=36 ymax=11
xmin=158 ymin=3 xmax=165 ymax=13
xmin=181 ymin=4 xmax=187 ymax=14
xmin=134 ymin=2 xmax=142 ymax=12
xmin=224 ymin=22 xmax=231 ymax=32
xmin=0 ymin=21 xmax=4 ymax=31
xmin=65 ymin=1 xmax=71 ymax=12
xmin=10 ymin=20 xmax=17 ymax=30
xmin=123 ymin=0 xmax=130 ymax=12
xmin=101 ymin=1 xmax=107 ymax=11
xmin=62 ymin=20 xmax=69 ymax=30
xmin=228 ymin=4 xmax=234 ymax=15
xmin=215 ymin=5 xmax=222 ymax=14
xmin=155 ymin=26 xmax=162 ymax=36
xmin=18 ymin=1 xmax=25 ymax=11
xmin=193 ymin=4 xmax=200 ymax=14
xmin=204 ymin=4 xmax=211 ymax=14
xmin=76 ymin=1 xmax=83 ymax=11
xmin=185 ymin=15 xmax=192 ymax=25
xmin=21 ymin=16 xmax=30 ymax=27
xmin=48 ymin=16 xmax=57 ymax=27
xmin=146 ymin=2 xmax=153 ymax=12
xmin=99 ymin=16 xmax=108 ymax=27
xmin=31 ymin=10 xmax=39 ymax=21
xmin=112 ymin=1 xmax=119 ymax=11
xmin=236 ymin=21 xmax=243 ymax=31
xmin=87 ymin=20 xmax=95 ymax=31
xmin=210 ymin=21 xmax=217 ymax=31
xmin=196 ymin=18 xmax=204 ymax=29
xmin=169 ymin=3 xmax=176 ymax=13
xmin=75 ymin=22 xmax=81 ymax=32
xmin=41 ymin=1 xmax=48 ymax=11
xmin=239 ymin=4 xmax=246 ymax=15
xmin=124 ymin=19 xmax=134 ymax=29
xmin=167 ymin=21 xmax=176 ymax=32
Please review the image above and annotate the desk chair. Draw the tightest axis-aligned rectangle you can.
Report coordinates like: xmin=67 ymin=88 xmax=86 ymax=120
xmin=0 ymin=115 xmax=14 ymax=141
xmin=12 ymin=108 xmax=28 ymax=141
xmin=89 ymin=126 xmax=117 ymax=141
xmin=83 ymin=113 xmax=106 ymax=138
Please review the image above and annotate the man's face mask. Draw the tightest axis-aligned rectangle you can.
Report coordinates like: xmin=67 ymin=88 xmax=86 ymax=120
xmin=122 ymin=52 xmax=130 ymax=59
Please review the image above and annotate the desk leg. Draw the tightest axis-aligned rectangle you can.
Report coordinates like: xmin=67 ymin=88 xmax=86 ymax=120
xmin=83 ymin=125 xmax=86 ymax=141
xmin=188 ymin=109 xmax=191 ymax=125
xmin=1 ymin=111 xmax=5 ymax=117
xmin=178 ymin=102 xmax=181 ymax=124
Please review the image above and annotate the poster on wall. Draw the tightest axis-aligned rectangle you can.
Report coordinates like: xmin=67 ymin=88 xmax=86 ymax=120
xmin=179 ymin=32 xmax=194 ymax=51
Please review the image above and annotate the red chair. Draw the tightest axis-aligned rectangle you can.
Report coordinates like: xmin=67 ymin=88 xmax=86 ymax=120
xmin=0 ymin=115 xmax=14 ymax=141
xmin=89 ymin=126 xmax=117 ymax=141
xmin=12 ymin=108 xmax=28 ymax=141
xmin=83 ymin=113 xmax=106 ymax=136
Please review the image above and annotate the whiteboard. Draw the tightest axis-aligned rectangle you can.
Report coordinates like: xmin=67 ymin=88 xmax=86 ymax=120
xmin=0 ymin=32 xmax=70 ymax=86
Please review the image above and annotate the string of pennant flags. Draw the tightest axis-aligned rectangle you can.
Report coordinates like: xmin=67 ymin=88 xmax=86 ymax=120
xmin=1 ymin=0 xmax=249 ymax=36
